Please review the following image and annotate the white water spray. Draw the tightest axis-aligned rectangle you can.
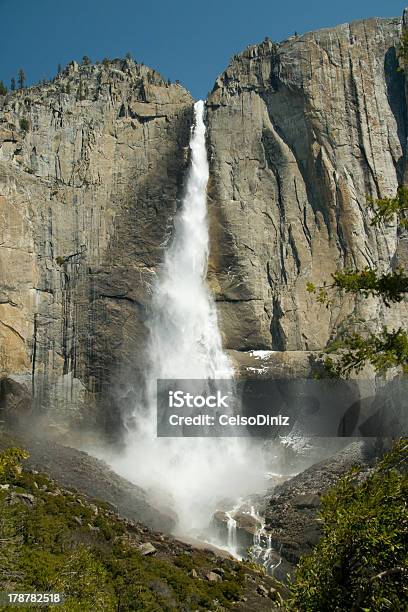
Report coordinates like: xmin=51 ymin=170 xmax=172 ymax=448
xmin=108 ymin=100 xmax=265 ymax=539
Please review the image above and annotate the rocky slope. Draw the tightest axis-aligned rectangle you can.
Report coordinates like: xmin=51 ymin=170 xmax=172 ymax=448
xmin=212 ymin=440 xmax=381 ymax=583
xmin=1 ymin=14 xmax=408 ymax=430
xmin=0 ymin=444 xmax=285 ymax=610
xmin=207 ymin=15 xmax=408 ymax=357
xmin=260 ymin=440 xmax=379 ymax=582
xmin=0 ymin=431 xmax=175 ymax=531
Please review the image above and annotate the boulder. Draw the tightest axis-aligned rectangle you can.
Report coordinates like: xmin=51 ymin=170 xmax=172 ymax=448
xmin=0 ymin=378 xmax=31 ymax=424
xmin=138 ymin=542 xmax=157 ymax=556
xmin=205 ymin=571 xmax=222 ymax=582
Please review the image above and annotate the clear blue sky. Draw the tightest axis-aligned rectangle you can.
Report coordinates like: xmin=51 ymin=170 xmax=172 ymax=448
xmin=1 ymin=0 xmax=407 ymax=99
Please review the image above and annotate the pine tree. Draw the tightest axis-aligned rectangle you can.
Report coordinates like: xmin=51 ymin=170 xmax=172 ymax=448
xmin=57 ymin=63 xmax=62 ymax=74
xmin=10 ymin=78 xmax=16 ymax=91
xmin=0 ymin=81 xmax=7 ymax=95
xmin=17 ymin=69 xmax=25 ymax=89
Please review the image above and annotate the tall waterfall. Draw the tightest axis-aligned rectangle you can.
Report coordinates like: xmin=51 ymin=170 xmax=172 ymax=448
xmin=148 ymin=99 xmax=232 ymax=381
xmin=110 ymin=101 xmax=265 ymax=535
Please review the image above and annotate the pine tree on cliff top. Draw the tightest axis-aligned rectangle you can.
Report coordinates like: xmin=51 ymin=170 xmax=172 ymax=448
xmin=17 ymin=68 xmax=25 ymax=89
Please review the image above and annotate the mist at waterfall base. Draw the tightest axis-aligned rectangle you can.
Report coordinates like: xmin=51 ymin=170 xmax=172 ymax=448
xmin=105 ymin=101 xmax=268 ymax=541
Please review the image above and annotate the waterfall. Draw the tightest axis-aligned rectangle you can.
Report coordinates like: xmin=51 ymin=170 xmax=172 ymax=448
xmin=250 ymin=508 xmax=282 ymax=575
xmin=226 ymin=512 xmax=237 ymax=555
xmin=108 ymin=100 xmax=265 ymax=537
xmin=148 ymin=99 xmax=232 ymax=381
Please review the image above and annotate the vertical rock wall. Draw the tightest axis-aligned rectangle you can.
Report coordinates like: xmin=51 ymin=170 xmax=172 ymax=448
xmin=0 ymin=60 xmax=193 ymax=433
xmin=206 ymin=17 xmax=408 ymax=353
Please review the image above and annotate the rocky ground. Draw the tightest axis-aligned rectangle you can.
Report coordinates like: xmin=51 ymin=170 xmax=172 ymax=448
xmin=211 ymin=439 xmax=388 ymax=583
xmin=0 ymin=429 xmax=396 ymax=610
xmin=256 ymin=440 xmax=384 ymax=582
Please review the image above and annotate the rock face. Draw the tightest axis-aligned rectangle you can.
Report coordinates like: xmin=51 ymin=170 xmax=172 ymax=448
xmin=1 ymin=14 xmax=408 ymax=431
xmin=0 ymin=59 xmax=193 ymax=433
xmin=206 ymin=16 xmax=408 ymax=352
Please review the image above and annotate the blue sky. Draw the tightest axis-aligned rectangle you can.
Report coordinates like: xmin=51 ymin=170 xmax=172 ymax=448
xmin=1 ymin=0 xmax=407 ymax=99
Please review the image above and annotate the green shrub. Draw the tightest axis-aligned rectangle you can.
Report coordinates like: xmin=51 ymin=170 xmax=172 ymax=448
xmin=0 ymin=447 xmax=248 ymax=609
xmin=0 ymin=447 xmax=28 ymax=483
xmin=54 ymin=546 xmax=116 ymax=611
xmin=286 ymin=439 xmax=408 ymax=611
xmin=19 ymin=117 xmax=30 ymax=132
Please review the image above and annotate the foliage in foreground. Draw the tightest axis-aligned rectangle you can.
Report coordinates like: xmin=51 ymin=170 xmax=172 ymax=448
xmin=0 ymin=447 xmax=249 ymax=611
xmin=286 ymin=439 xmax=408 ymax=611
xmin=323 ymin=327 xmax=408 ymax=377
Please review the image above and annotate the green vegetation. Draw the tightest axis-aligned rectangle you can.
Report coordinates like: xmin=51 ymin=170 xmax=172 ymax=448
xmin=323 ymin=327 xmax=408 ymax=378
xmin=398 ymin=27 xmax=408 ymax=69
xmin=286 ymin=439 xmax=408 ymax=611
xmin=367 ymin=185 xmax=408 ymax=229
xmin=10 ymin=78 xmax=15 ymax=91
xmin=0 ymin=447 xmax=28 ymax=480
xmin=307 ymin=186 xmax=408 ymax=377
xmin=19 ymin=117 xmax=30 ymax=132
xmin=0 ymin=447 xmax=251 ymax=611
xmin=0 ymin=81 xmax=7 ymax=95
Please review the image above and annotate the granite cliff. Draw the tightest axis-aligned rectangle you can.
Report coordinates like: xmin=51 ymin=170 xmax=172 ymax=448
xmin=1 ymin=14 xmax=408 ymax=433
xmin=206 ymin=16 xmax=408 ymax=358
xmin=0 ymin=59 xmax=193 ymax=434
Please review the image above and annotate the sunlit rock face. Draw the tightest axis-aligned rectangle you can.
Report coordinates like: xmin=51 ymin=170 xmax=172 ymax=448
xmin=1 ymin=14 xmax=408 ymax=432
xmin=206 ymin=16 xmax=408 ymax=353
xmin=0 ymin=59 xmax=193 ymax=433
